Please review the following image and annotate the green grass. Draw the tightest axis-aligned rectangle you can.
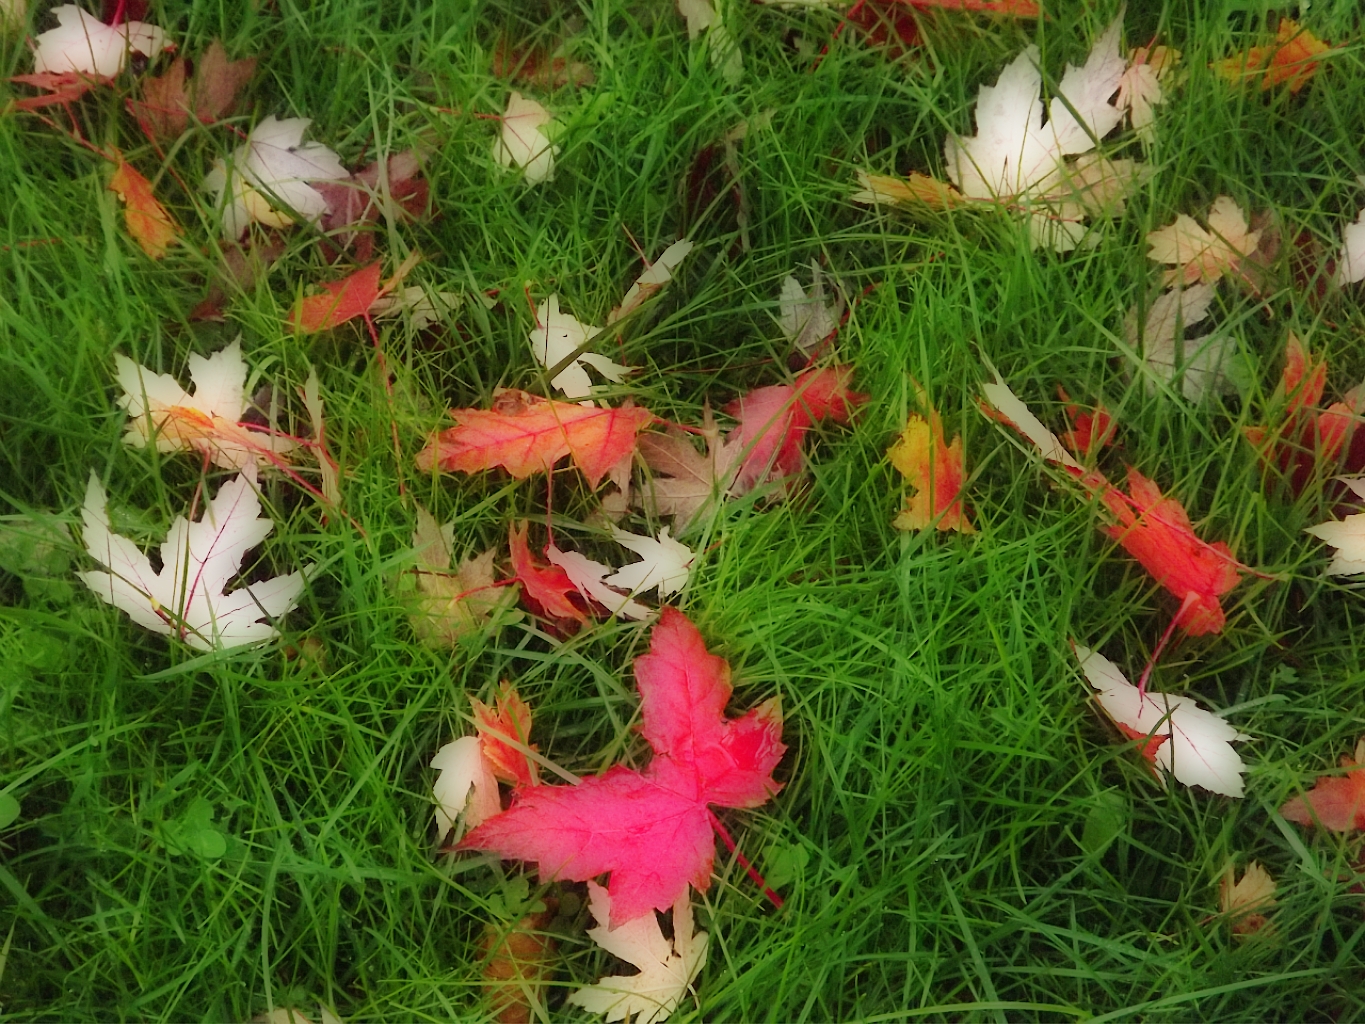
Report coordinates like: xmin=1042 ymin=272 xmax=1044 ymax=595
xmin=4 ymin=0 xmax=1365 ymax=1020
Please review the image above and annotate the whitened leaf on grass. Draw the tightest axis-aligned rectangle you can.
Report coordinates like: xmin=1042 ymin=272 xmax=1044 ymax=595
xmin=1219 ymin=861 xmax=1277 ymax=937
xmin=1122 ymin=284 xmax=1234 ymax=400
xmin=1116 ymin=46 xmax=1180 ymax=146
xmin=494 ymin=92 xmax=558 ymax=184
xmin=545 ymin=543 xmax=653 ymax=621
xmin=603 ymin=527 xmax=695 ymax=597
xmin=32 ymin=4 xmax=168 ymax=76
xmin=202 ymin=116 xmax=348 ymax=239
xmin=431 ymin=735 xmax=501 ymax=840
xmin=1336 ymin=207 xmax=1365 ymax=286
xmin=1147 ymin=196 xmax=1260 ymax=288
xmin=980 ymin=374 xmax=1082 ymax=470
xmin=778 ymin=262 xmax=842 ymax=357
xmin=567 ymin=881 xmax=708 ymax=1024
xmin=1305 ymin=478 xmax=1365 ymax=576
xmin=300 ymin=368 xmax=341 ymax=506
xmin=77 ymin=463 xmax=310 ymax=650
xmin=609 ymin=240 xmax=694 ymax=324
xmin=1076 ymin=645 xmax=1250 ymax=798
xmin=371 ymin=285 xmax=463 ymax=330
xmin=531 ymin=295 xmax=629 ymax=402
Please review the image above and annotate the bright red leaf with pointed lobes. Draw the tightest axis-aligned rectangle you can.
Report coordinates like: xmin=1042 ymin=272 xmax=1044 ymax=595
xmin=462 ymin=608 xmax=786 ymax=927
xmin=290 ymin=262 xmax=384 ymax=333
xmin=107 ymin=154 xmax=180 ymax=259
xmin=1281 ymin=738 xmax=1365 ymax=832
xmin=416 ymin=391 xmax=654 ymax=488
xmin=1058 ymin=387 xmax=1116 ymax=457
xmin=508 ymin=522 xmax=588 ymax=626
xmin=9 ymin=71 xmax=106 ymax=111
xmin=1100 ymin=468 xmax=1244 ymax=636
xmin=725 ymin=365 xmax=866 ymax=494
xmin=473 ymin=682 xmax=540 ymax=789
xmin=1244 ymin=334 xmax=1364 ymax=495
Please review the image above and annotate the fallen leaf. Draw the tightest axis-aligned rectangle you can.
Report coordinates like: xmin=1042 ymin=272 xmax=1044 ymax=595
xmin=314 ymin=149 xmax=430 ymax=262
xmin=1281 ymin=737 xmax=1365 ymax=830
xmin=1122 ymin=284 xmax=1230 ymax=401
xmin=608 ymin=240 xmax=695 ymax=324
xmin=531 ymin=295 xmax=629 ymax=401
xmin=778 ymin=262 xmax=843 ymax=358
xmin=1304 ymin=478 xmax=1365 ymax=577
xmin=493 ymin=35 xmax=595 ymax=90
xmin=473 ymin=683 xmax=540 ymax=789
xmin=1212 ymin=18 xmax=1333 ymax=94
xmin=1076 ymin=645 xmax=1250 ymax=797
xmin=403 ymin=505 xmax=517 ymax=648
xmin=300 ymin=368 xmax=342 ymax=506
xmin=202 ymin=116 xmax=349 ymax=239
xmin=8 ymin=71 xmax=105 ymax=111
xmin=1100 ymin=468 xmax=1243 ymax=636
xmin=1220 ymin=861 xmax=1277 ymax=937
xmin=32 ymin=4 xmax=168 ymax=76
xmin=603 ymin=527 xmax=696 ymax=597
xmin=725 ymin=365 xmax=866 ymax=494
xmin=676 ymin=0 xmax=743 ymax=85
xmin=463 ymin=608 xmax=786 ymax=926
xmin=545 ymin=542 xmax=654 ymax=621
xmin=415 ymin=391 xmax=654 ymax=488
xmin=887 ymin=397 xmax=973 ymax=533
xmin=508 ymin=521 xmax=588 ymax=625
xmin=77 ymin=463 xmax=311 ymax=650
xmin=1336 ymin=206 xmax=1365 ymax=286
xmin=481 ymin=903 xmax=559 ymax=1024
xmin=567 ymin=881 xmax=707 ymax=1024
xmin=850 ymin=170 xmax=966 ymax=211
xmin=370 ymin=286 xmax=461 ymax=330
xmin=290 ymin=262 xmax=384 ymax=333
xmin=132 ymin=40 xmax=255 ymax=140
xmin=979 ymin=373 xmax=1083 ymax=472
xmin=107 ymin=154 xmax=180 ymax=258
xmin=115 ymin=338 xmax=297 ymax=470
xmin=494 ymin=91 xmax=558 ymax=184
xmin=431 ymin=735 xmax=501 ymax=841
xmin=1115 ymin=45 xmax=1180 ymax=146
xmin=636 ymin=414 xmax=738 ymax=530
xmin=1058 ymin=388 xmax=1116 ymax=457
xmin=1147 ymin=196 xmax=1261 ymax=288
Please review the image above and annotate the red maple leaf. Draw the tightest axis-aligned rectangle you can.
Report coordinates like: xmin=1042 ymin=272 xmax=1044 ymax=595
xmin=507 ymin=521 xmax=587 ymax=626
xmin=289 ymin=262 xmax=385 ymax=333
xmin=725 ymin=365 xmax=866 ymax=494
xmin=415 ymin=391 xmax=654 ymax=488
xmin=1244 ymin=334 xmax=1363 ymax=494
xmin=462 ymin=608 xmax=786 ymax=926
xmin=1099 ymin=468 xmax=1244 ymax=636
xmin=1281 ymin=739 xmax=1365 ymax=832
xmin=1057 ymin=387 xmax=1116 ymax=458
xmin=314 ymin=150 xmax=430 ymax=263
xmin=9 ymin=71 xmax=107 ymax=111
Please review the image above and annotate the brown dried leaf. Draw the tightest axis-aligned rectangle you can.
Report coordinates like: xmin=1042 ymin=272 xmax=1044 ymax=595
xmin=480 ymin=904 xmax=559 ymax=1024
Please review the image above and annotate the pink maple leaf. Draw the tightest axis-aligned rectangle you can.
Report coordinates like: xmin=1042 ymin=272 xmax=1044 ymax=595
xmin=461 ymin=607 xmax=786 ymax=926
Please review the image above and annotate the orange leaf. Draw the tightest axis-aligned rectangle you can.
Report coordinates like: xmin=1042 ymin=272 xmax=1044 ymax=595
xmin=508 ymin=522 xmax=587 ymax=626
xmin=1213 ymin=18 xmax=1334 ymax=94
xmin=887 ymin=400 xmax=973 ymax=533
xmin=479 ymin=904 xmax=558 ymax=1024
xmin=107 ymin=156 xmax=180 ymax=259
xmin=472 ymin=683 xmax=539 ymax=788
xmin=290 ymin=262 xmax=384 ymax=333
xmin=1281 ymin=739 xmax=1365 ymax=831
xmin=1058 ymin=388 xmax=1116 ymax=457
xmin=1100 ymin=468 xmax=1243 ymax=636
xmin=416 ymin=391 xmax=653 ymax=488
xmin=9 ymin=71 xmax=104 ymax=111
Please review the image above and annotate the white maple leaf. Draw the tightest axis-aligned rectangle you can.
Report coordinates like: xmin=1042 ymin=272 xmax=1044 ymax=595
xmin=430 ymin=735 xmax=501 ymax=841
xmin=1336 ymin=207 xmax=1365 ymax=286
xmin=676 ymin=0 xmax=743 ymax=85
xmin=567 ymin=881 xmax=708 ymax=1024
xmin=202 ymin=116 xmax=349 ymax=239
xmin=1122 ymin=284 xmax=1234 ymax=401
xmin=944 ymin=14 xmax=1133 ymax=251
xmin=609 ymin=240 xmax=694 ymax=324
xmin=1304 ymin=478 xmax=1365 ymax=576
xmin=1076 ymin=646 xmax=1250 ymax=798
xmin=1115 ymin=45 xmax=1180 ymax=146
xmin=32 ymin=4 xmax=169 ymax=77
xmin=77 ymin=463 xmax=310 ymax=650
xmin=494 ymin=92 xmax=559 ymax=184
xmin=115 ymin=338 xmax=296 ymax=470
xmin=545 ymin=543 xmax=653 ymax=621
xmin=370 ymin=286 xmax=464 ymax=330
xmin=531 ymin=295 xmax=630 ymax=402
xmin=603 ymin=527 xmax=695 ymax=598
xmin=778 ymin=262 xmax=843 ymax=357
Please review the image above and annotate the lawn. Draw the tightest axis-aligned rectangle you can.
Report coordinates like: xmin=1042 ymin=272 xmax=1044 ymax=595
xmin=3 ymin=1 xmax=1365 ymax=1021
